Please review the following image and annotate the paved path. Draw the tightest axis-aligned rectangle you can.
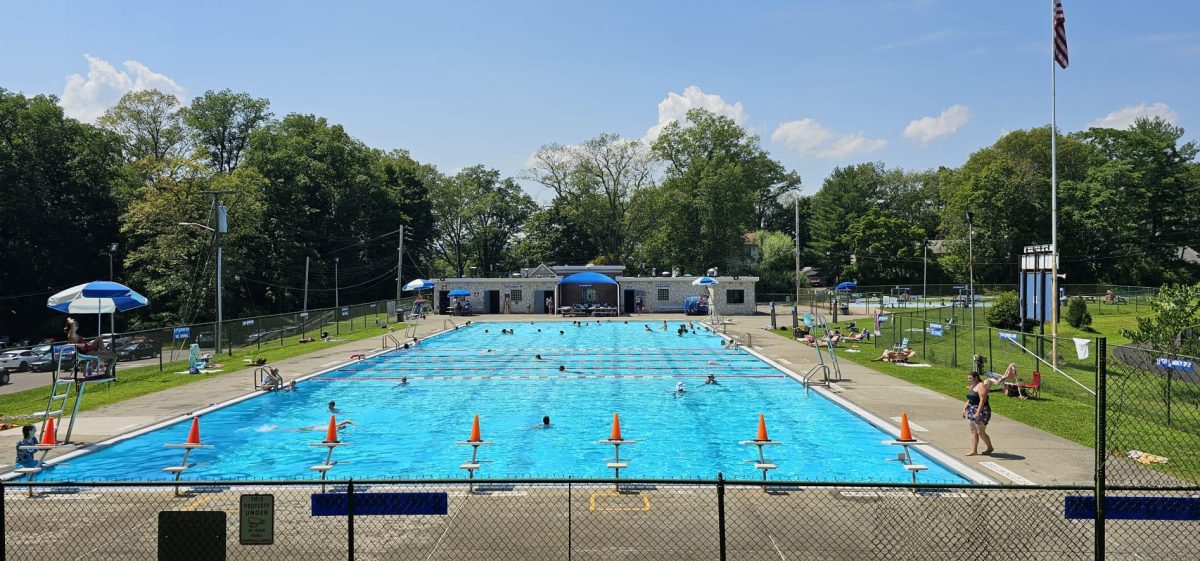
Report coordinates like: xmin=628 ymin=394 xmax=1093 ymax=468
xmin=2 ymin=313 xmax=1093 ymax=486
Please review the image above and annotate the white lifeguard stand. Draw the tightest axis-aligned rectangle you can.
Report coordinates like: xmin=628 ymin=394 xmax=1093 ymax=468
xmin=599 ymin=413 xmax=635 ymax=490
xmin=455 ymin=414 xmax=493 ymax=493
xmin=885 ymin=413 xmax=928 ymax=483
xmin=739 ymin=414 xmax=781 ymax=481
xmin=163 ymin=417 xmax=214 ymax=496
xmin=309 ymin=416 xmax=350 ymax=492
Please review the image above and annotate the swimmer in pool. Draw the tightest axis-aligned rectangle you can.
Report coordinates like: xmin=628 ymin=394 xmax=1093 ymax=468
xmin=535 ymin=354 xmax=543 ymax=360
xmin=528 ymin=415 xmax=552 ymax=430
xmin=674 ymin=381 xmax=686 ymax=393
xmin=644 ymin=325 xmax=652 ymax=332
xmin=558 ymin=365 xmax=566 ymax=372
xmin=394 ymin=376 xmax=408 ymax=387
xmin=705 ymin=373 xmax=717 ymax=385
xmin=290 ymin=419 xmax=354 ymax=433
xmin=328 ymin=401 xmax=340 ymax=413
xmin=662 ymin=321 xmax=668 ymax=331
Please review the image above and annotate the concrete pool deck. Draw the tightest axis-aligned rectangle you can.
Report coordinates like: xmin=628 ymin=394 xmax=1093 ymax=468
xmin=1 ymin=313 xmax=1094 ymax=486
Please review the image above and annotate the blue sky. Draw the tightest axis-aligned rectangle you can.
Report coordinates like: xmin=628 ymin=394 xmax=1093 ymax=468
xmin=2 ymin=0 xmax=1196 ymax=201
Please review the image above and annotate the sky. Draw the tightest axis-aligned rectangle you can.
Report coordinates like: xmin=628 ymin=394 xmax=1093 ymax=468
xmin=2 ymin=0 xmax=1197 ymax=202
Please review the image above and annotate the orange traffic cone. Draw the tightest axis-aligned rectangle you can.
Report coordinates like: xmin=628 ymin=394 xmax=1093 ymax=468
xmin=898 ymin=412 xmax=915 ymax=442
xmin=186 ymin=417 xmax=201 ymax=445
xmin=40 ymin=417 xmax=57 ymax=445
xmin=610 ymin=412 xmax=623 ymax=441
xmin=756 ymin=413 xmax=769 ymax=442
xmin=324 ymin=415 xmax=339 ymax=443
xmin=468 ymin=414 xmax=482 ymax=443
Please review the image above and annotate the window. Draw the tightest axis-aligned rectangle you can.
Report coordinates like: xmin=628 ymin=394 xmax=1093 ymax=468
xmin=657 ymin=288 xmax=670 ymax=301
xmin=726 ymin=289 xmax=745 ymax=304
xmin=510 ymin=289 xmax=523 ymax=302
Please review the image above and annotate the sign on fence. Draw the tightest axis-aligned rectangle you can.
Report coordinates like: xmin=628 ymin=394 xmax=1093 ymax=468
xmin=239 ymin=494 xmax=274 ymax=545
xmin=342 ymin=307 xmax=349 ymax=317
xmin=1156 ymin=358 xmax=1195 ymax=372
xmin=929 ymin=323 xmax=944 ymax=337
xmin=999 ymin=331 xmax=1018 ymax=342
xmin=242 ymin=319 xmax=254 ymax=326
xmin=311 ymin=492 xmax=449 ymax=516
xmin=172 ymin=327 xmax=190 ymax=340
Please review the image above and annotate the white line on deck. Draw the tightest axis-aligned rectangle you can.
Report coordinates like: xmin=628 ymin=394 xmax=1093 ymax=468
xmin=322 ymin=361 xmax=342 ymax=367
xmin=775 ymin=358 xmax=792 ymax=365
xmin=889 ymin=417 xmax=929 ymax=432
xmin=979 ymin=461 xmax=1035 ymax=485
xmin=751 ymin=346 xmax=762 ymax=350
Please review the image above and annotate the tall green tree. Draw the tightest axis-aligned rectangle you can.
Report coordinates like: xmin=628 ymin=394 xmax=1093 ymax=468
xmin=184 ymin=89 xmax=272 ymax=174
xmin=650 ymin=108 xmax=798 ymax=274
xmin=0 ymin=89 xmax=125 ymax=337
xmin=99 ymin=89 xmax=188 ymax=163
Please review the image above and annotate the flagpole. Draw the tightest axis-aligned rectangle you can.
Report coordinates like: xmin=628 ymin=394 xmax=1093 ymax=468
xmin=1050 ymin=0 xmax=1060 ymax=368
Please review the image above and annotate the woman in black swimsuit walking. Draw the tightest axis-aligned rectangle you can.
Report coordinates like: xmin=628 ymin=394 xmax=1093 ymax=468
xmin=961 ymin=371 xmax=994 ymax=456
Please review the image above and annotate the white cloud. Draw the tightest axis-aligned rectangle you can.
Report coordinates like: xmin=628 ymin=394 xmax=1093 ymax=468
xmin=1088 ymin=102 xmax=1178 ymax=130
xmin=903 ymin=104 xmax=971 ymax=146
xmin=645 ymin=86 xmax=747 ymax=140
xmin=770 ymin=119 xmax=887 ymax=159
xmin=60 ymin=54 xmax=185 ymax=122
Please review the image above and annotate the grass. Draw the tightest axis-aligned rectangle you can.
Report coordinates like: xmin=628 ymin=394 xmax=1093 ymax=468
xmin=776 ymin=303 xmax=1200 ymax=483
xmin=0 ymin=319 xmax=406 ymax=425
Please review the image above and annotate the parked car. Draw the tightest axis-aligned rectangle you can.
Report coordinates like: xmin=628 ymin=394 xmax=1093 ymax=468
xmin=0 ymin=350 xmax=36 ymax=371
xmin=195 ymin=332 xmax=214 ymax=348
xmin=117 ymin=342 xmax=160 ymax=361
xmin=29 ymin=351 xmax=57 ymax=372
xmin=246 ymin=329 xmax=284 ymax=345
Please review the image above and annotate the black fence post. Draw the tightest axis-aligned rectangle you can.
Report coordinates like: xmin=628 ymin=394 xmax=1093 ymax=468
xmin=347 ymin=479 xmax=355 ymax=561
xmin=1095 ymin=337 xmax=1107 ymax=560
xmin=716 ymin=473 xmax=727 ymax=561
xmin=568 ymin=478 xmax=573 ymax=561
xmin=2 ymin=482 xmax=6 ymax=561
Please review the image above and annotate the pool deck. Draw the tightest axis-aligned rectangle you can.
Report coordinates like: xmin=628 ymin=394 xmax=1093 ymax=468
xmin=1 ymin=313 xmax=1094 ymax=486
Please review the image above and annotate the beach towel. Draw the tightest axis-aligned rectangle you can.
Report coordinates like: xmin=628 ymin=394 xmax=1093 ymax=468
xmin=1073 ymin=338 xmax=1090 ymax=360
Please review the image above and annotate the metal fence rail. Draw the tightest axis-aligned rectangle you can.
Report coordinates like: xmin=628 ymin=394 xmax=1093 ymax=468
xmin=6 ymin=478 xmax=1181 ymax=561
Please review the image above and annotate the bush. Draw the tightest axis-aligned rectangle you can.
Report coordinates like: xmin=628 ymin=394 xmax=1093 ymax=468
xmin=1066 ymin=297 xmax=1093 ymax=329
xmin=987 ymin=291 xmax=1025 ymax=330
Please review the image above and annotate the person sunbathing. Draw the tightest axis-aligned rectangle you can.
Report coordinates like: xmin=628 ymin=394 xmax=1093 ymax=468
xmin=804 ymin=334 xmax=842 ymax=347
xmin=987 ymin=363 xmax=1018 ymax=388
xmin=872 ymin=348 xmax=916 ymax=363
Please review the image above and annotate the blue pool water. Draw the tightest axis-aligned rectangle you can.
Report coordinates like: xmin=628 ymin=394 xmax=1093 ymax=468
xmin=32 ymin=321 xmax=969 ymax=483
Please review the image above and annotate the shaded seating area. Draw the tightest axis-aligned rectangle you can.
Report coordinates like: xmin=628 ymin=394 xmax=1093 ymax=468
xmin=560 ymin=304 xmax=619 ymax=317
xmin=555 ymin=272 xmax=620 ymax=316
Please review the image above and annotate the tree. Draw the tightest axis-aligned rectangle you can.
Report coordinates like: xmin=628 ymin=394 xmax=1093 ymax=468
xmin=0 ymin=89 xmax=125 ymax=338
xmin=1066 ymin=297 xmax=1092 ymax=329
xmin=461 ymin=166 xmax=536 ymax=274
xmin=843 ymin=208 xmax=925 ymax=282
xmin=986 ymin=291 xmax=1027 ymax=331
xmin=99 ymin=89 xmax=188 ymax=163
xmin=651 ymin=109 xmax=797 ymax=273
xmin=513 ymin=202 xmax=598 ymax=266
xmin=1122 ymin=283 xmax=1200 ymax=357
xmin=807 ymin=162 xmax=890 ymax=280
xmin=754 ymin=230 xmax=797 ymax=295
xmin=184 ymin=89 xmax=272 ymax=174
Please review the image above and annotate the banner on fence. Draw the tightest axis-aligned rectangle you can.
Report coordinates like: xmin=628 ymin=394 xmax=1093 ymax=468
xmin=172 ymin=327 xmax=190 ymax=340
xmin=1155 ymin=357 xmax=1195 ymax=372
xmin=999 ymin=331 xmax=1018 ymax=342
xmin=929 ymin=323 xmax=944 ymax=337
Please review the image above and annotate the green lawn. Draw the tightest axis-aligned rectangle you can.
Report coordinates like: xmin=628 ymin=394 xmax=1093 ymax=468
xmin=775 ymin=304 xmax=1200 ymax=483
xmin=0 ymin=320 xmax=406 ymax=426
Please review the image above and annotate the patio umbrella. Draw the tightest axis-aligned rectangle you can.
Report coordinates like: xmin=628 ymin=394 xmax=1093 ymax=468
xmin=447 ymin=289 xmax=471 ymax=298
xmin=834 ymin=281 xmax=857 ymax=292
xmin=403 ymin=279 xmax=435 ymax=291
xmin=692 ymin=276 xmax=719 ymax=286
xmin=47 ymin=280 xmax=149 ymax=335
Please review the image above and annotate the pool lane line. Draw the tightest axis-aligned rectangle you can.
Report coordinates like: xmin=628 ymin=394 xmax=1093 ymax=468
xmin=309 ymin=374 xmax=789 ymax=382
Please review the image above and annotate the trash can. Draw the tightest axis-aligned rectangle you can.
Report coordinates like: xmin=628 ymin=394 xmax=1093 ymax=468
xmin=839 ymin=305 xmax=850 ymax=315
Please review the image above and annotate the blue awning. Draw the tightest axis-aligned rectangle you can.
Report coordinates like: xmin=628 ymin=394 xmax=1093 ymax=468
xmin=558 ymin=272 xmax=618 ymax=286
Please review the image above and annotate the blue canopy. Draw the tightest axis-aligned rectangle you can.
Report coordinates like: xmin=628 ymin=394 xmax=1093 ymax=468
xmin=447 ymin=289 xmax=472 ymax=297
xmin=834 ymin=281 xmax=857 ymax=292
xmin=558 ymin=272 xmax=617 ymax=286
xmin=403 ymin=279 xmax=435 ymax=291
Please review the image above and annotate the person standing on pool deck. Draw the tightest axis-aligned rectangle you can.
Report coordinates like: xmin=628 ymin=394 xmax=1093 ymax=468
xmin=962 ymin=371 xmax=994 ymax=456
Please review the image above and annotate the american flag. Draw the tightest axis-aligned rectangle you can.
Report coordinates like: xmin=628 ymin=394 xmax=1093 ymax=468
xmin=1053 ymin=1 xmax=1069 ymax=69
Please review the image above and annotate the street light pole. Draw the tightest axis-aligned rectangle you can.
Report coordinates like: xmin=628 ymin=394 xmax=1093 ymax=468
xmin=335 ymin=257 xmax=339 ymax=310
xmin=922 ymin=240 xmax=928 ymax=302
xmin=965 ymin=211 xmax=976 ymax=360
xmin=107 ymin=243 xmax=118 ymax=336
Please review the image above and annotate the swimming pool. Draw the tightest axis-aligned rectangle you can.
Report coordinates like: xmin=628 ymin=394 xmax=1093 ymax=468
xmin=26 ymin=321 xmax=973 ymax=483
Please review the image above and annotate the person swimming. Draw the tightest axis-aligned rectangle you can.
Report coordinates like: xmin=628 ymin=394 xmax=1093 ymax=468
xmin=328 ymin=401 xmax=340 ymax=413
xmin=644 ymin=325 xmax=652 ymax=332
xmin=705 ymin=373 xmax=716 ymax=385
xmin=535 ymin=354 xmax=543 ymax=360
xmin=558 ymin=365 xmax=566 ymax=372
xmin=674 ymin=381 xmax=686 ymax=393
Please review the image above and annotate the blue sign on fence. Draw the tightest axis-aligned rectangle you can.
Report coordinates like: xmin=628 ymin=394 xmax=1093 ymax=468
xmin=173 ymin=327 xmax=191 ymax=340
xmin=929 ymin=323 xmax=944 ymax=337
xmin=999 ymin=331 xmax=1018 ymax=343
xmin=1155 ymin=358 xmax=1195 ymax=372
xmin=1065 ymin=496 xmax=1200 ymax=520
xmin=342 ymin=307 xmax=350 ymax=317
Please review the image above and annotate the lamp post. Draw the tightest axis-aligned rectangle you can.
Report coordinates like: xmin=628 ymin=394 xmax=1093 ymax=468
xmin=965 ymin=211 xmax=976 ymax=360
xmin=106 ymin=243 xmax=118 ymax=336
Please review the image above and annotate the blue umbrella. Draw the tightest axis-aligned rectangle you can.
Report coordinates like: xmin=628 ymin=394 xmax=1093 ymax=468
xmin=47 ymin=280 xmax=149 ymax=335
xmin=403 ymin=279 xmax=435 ymax=291
xmin=691 ymin=276 xmax=719 ymax=286
xmin=447 ymin=289 xmax=471 ymax=298
xmin=834 ymin=281 xmax=857 ymax=292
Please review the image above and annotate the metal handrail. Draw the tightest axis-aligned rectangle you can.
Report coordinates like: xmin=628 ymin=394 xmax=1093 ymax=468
xmin=381 ymin=334 xmax=400 ymax=349
xmin=252 ymin=366 xmax=273 ymax=389
xmin=443 ymin=318 xmax=458 ymax=331
xmin=801 ymin=364 xmax=831 ymax=394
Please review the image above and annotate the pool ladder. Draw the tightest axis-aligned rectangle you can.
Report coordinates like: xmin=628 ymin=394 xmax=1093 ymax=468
xmin=381 ymin=334 xmax=401 ymax=349
xmin=443 ymin=318 xmax=458 ymax=331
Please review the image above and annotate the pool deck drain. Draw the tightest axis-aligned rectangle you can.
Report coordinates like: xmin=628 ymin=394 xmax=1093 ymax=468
xmin=1 ymin=313 xmax=1095 ymax=486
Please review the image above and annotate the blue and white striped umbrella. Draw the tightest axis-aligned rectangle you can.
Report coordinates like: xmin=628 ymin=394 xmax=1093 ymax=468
xmin=47 ymin=281 xmax=149 ymax=314
xmin=691 ymin=276 xmax=719 ymax=286
xmin=403 ymin=279 xmax=435 ymax=291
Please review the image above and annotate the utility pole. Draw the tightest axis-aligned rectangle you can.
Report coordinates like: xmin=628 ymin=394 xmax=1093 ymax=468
xmin=303 ymin=256 xmax=310 ymax=312
xmin=966 ymin=211 xmax=976 ymax=360
xmin=200 ymin=190 xmax=232 ymax=354
xmin=396 ymin=225 xmax=405 ymax=317
xmin=922 ymin=240 xmax=928 ymax=302
xmin=107 ymin=242 xmax=118 ymax=336
xmin=335 ymin=257 xmax=339 ymax=310
xmin=794 ymin=198 xmax=801 ymax=307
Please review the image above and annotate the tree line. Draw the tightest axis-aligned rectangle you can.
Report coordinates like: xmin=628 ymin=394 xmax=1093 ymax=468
xmin=1 ymin=85 xmax=1197 ymax=338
